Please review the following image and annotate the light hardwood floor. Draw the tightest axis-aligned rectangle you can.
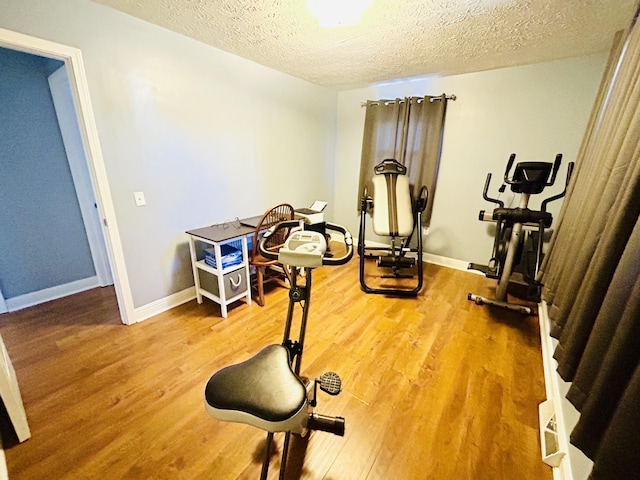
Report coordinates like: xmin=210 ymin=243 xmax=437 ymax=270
xmin=0 ymin=260 xmax=552 ymax=479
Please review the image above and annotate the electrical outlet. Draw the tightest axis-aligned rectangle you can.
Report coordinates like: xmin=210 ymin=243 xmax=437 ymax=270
xmin=134 ymin=191 xmax=146 ymax=207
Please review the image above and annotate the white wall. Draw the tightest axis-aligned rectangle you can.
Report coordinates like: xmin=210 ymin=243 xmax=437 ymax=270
xmin=334 ymin=54 xmax=607 ymax=266
xmin=0 ymin=0 xmax=338 ymax=309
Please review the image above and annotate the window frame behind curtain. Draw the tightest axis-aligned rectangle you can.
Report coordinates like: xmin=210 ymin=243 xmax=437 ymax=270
xmin=357 ymin=95 xmax=448 ymax=226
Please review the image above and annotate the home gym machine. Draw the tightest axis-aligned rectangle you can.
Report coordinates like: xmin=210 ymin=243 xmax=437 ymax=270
xmin=358 ymin=158 xmax=429 ymax=296
xmin=467 ymin=153 xmax=574 ymax=315
xmin=204 ymin=221 xmax=353 ymax=479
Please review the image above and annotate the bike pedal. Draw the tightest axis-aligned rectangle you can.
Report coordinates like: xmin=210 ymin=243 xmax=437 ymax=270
xmin=319 ymin=372 xmax=342 ymax=396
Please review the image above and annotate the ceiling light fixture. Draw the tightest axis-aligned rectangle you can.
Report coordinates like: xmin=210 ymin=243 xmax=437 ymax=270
xmin=306 ymin=0 xmax=373 ymax=28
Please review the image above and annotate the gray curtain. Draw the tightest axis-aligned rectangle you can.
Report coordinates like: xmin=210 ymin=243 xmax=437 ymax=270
xmin=539 ymin=9 xmax=640 ymax=478
xmin=357 ymin=95 xmax=448 ymax=225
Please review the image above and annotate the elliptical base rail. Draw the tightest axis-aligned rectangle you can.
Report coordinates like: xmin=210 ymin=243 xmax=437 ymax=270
xmin=467 ymin=293 xmax=532 ymax=315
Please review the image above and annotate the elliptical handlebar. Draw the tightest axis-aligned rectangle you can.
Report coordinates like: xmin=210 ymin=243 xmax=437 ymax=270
xmin=258 ymin=220 xmax=354 ymax=266
xmin=546 ymin=153 xmax=563 ymax=187
xmin=541 ymin=161 xmax=575 ymax=212
xmin=482 ymin=173 xmax=505 ymax=208
xmin=565 ymin=162 xmax=575 ymax=186
xmin=503 ymin=153 xmax=517 ymax=184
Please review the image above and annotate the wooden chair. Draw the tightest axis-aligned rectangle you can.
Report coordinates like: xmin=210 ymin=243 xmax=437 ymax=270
xmin=250 ymin=203 xmax=295 ymax=306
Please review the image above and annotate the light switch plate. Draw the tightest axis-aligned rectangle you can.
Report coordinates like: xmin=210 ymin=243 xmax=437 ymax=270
xmin=134 ymin=191 xmax=146 ymax=206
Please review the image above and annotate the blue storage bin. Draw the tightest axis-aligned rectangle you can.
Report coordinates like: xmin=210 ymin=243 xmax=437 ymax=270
xmin=203 ymin=244 xmax=242 ymax=269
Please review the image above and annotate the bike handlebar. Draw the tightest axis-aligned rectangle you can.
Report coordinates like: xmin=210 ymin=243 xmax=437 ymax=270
xmin=258 ymin=220 xmax=354 ymax=266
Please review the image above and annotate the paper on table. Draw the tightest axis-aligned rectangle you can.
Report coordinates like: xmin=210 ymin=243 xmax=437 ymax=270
xmin=309 ymin=201 xmax=327 ymax=212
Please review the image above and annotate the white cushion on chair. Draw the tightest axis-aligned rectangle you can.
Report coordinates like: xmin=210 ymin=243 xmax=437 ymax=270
xmin=372 ymin=174 xmax=414 ymax=237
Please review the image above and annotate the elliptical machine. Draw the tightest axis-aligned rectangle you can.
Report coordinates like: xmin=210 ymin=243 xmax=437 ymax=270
xmin=467 ymin=153 xmax=574 ymax=315
xmin=204 ymin=221 xmax=353 ymax=479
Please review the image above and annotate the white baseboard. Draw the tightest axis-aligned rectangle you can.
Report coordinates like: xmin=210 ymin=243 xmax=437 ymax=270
xmin=0 ymin=289 xmax=7 ymax=314
xmin=4 ymin=276 xmax=99 ymax=312
xmin=538 ymin=301 xmax=577 ymax=480
xmin=133 ymin=287 xmax=196 ymax=323
xmin=423 ymin=252 xmax=476 ymax=272
xmin=3 ymin=274 xmax=196 ymax=326
xmin=356 ymin=237 xmax=474 ymax=273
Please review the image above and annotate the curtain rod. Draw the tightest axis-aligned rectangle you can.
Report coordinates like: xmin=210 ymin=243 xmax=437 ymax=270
xmin=360 ymin=94 xmax=456 ymax=107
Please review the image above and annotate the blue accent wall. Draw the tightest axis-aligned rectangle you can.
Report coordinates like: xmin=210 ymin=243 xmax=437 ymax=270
xmin=0 ymin=48 xmax=95 ymax=298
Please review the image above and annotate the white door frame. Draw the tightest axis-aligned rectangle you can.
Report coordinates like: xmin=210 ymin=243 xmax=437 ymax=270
xmin=48 ymin=65 xmax=113 ymax=287
xmin=0 ymin=287 xmax=7 ymax=314
xmin=0 ymin=27 xmax=134 ymax=325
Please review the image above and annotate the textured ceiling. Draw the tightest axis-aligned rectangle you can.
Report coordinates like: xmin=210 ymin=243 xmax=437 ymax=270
xmin=91 ymin=0 xmax=637 ymax=89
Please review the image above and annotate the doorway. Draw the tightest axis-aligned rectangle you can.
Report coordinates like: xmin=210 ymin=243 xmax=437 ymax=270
xmin=0 ymin=27 xmax=133 ymax=325
xmin=0 ymin=49 xmax=111 ymax=312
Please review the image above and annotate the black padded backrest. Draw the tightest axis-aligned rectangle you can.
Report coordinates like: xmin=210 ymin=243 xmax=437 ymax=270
xmin=511 ymin=162 xmax=553 ymax=194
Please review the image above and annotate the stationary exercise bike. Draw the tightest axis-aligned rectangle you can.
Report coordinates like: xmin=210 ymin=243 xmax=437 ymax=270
xmin=467 ymin=153 xmax=574 ymax=315
xmin=204 ymin=221 xmax=353 ymax=479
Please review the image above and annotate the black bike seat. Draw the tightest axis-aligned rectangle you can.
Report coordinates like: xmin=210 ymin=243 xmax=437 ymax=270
xmin=204 ymin=344 xmax=307 ymax=430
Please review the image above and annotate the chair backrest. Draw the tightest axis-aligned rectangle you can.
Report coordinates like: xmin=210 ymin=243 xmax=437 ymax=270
xmin=251 ymin=203 xmax=295 ymax=261
xmin=371 ymin=160 xmax=414 ymax=237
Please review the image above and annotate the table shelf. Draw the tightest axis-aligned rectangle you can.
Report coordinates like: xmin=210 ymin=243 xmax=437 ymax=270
xmin=186 ymin=224 xmax=254 ymax=318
